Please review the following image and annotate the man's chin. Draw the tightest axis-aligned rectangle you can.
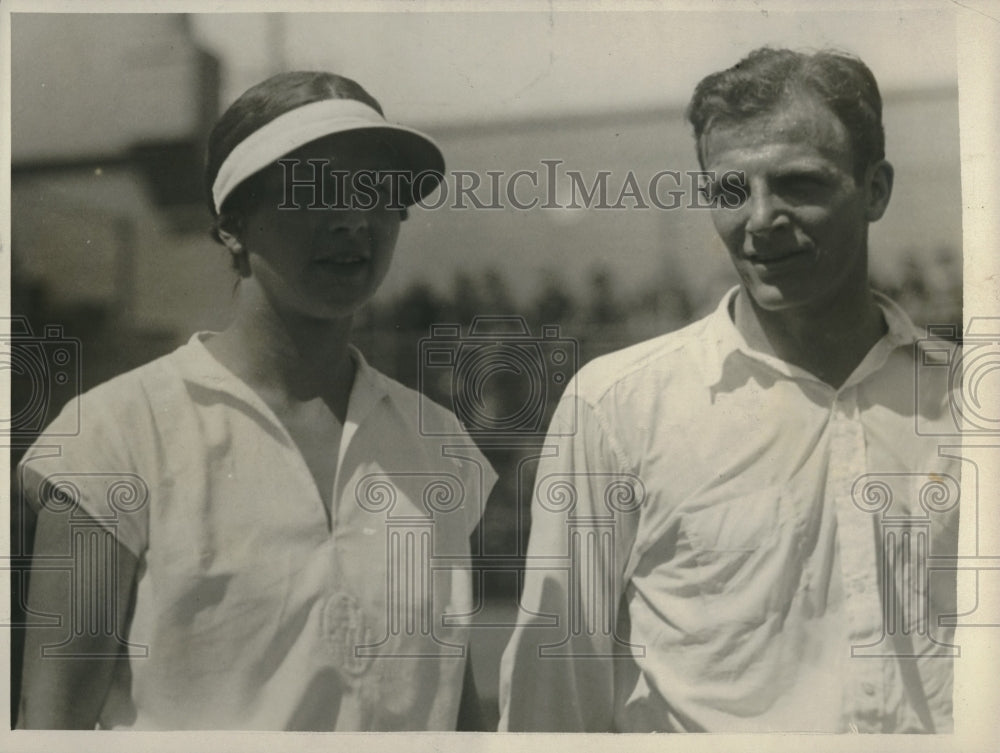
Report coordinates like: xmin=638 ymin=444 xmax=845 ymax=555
xmin=742 ymin=283 xmax=814 ymax=314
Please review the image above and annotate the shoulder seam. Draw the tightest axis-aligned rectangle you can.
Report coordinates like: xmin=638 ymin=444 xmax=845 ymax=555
xmin=579 ymin=317 xmax=710 ymax=406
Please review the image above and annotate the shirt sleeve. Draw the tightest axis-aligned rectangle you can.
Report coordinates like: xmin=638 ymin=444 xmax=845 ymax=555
xmin=498 ymin=390 xmax=641 ymax=731
xmin=16 ymin=389 xmax=150 ymax=558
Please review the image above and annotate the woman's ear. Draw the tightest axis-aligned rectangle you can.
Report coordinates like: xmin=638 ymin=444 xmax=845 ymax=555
xmin=216 ymin=216 xmax=244 ymax=254
xmin=217 ymin=215 xmax=252 ymax=277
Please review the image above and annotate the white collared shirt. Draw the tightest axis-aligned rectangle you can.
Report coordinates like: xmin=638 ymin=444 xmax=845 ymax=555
xmin=20 ymin=334 xmax=497 ymax=730
xmin=499 ymin=288 xmax=959 ymax=732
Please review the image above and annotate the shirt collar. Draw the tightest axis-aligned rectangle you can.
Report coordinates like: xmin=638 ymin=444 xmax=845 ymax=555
xmin=181 ymin=333 xmax=389 ymax=433
xmin=341 ymin=344 xmax=390 ymax=433
xmin=703 ymin=286 xmax=922 ymax=390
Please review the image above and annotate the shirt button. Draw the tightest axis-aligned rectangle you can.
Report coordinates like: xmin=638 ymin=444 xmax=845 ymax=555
xmin=862 ymin=682 xmax=876 ymax=696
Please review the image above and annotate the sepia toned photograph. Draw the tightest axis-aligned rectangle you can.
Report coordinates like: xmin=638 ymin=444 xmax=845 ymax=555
xmin=2 ymin=1 xmax=998 ymax=750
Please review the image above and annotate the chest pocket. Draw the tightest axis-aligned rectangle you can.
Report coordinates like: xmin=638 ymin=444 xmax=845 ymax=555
xmin=679 ymin=484 xmax=789 ymax=603
xmin=684 ymin=486 xmax=783 ymax=550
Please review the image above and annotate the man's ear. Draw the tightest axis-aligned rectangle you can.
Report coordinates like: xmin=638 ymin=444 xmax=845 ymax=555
xmin=864 ymin=159 xmax=894 ymax=222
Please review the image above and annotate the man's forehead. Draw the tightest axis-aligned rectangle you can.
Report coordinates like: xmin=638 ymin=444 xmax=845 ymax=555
xmin=701 ymin=94 xmax=852 ymax=164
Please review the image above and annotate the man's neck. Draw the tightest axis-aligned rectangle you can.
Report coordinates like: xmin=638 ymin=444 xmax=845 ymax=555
xmin=732 ymin=286 xmax=887 ymax=390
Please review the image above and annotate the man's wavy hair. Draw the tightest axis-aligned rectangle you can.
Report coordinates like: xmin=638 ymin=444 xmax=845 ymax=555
xmin=686 ymin=47 xmax=885 ymax=181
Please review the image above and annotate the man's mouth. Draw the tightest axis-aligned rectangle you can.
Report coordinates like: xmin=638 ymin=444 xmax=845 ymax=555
xmin=747 ymin=246 xmax=812 ymax=266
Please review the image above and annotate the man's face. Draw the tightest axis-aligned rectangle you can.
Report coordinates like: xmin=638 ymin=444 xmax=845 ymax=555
xmin=700 ymin=95 xmax=892 ymax=315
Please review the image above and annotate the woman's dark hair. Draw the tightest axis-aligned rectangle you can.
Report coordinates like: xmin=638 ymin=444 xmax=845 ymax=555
xmin=686 ymin=47 xmax=884 ymax=181
xmin=204 ymin=71 xmax=385 ymax=252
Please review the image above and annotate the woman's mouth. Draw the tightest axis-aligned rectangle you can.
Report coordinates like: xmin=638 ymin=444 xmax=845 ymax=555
xmin=312 ymin=252 xmax=372 ymax=275
xmin=318 ymin=255 xmax=367 ymax=264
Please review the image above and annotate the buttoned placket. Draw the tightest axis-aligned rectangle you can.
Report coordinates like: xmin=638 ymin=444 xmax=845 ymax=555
xmin=825 ymin=384 xmax=887 ymax=731
xmin=321 ymin=350 xmax=389 ymax=685
xmin=832 ymin=318 xmax=921 ymax=733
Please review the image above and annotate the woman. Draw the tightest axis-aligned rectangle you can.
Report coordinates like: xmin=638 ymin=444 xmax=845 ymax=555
xmin=18 ymin=71 xmax=495 ymax=730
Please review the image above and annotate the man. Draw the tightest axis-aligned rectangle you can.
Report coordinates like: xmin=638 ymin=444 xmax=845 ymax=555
xmin=499 ymin=48 xmax=959 ymax=733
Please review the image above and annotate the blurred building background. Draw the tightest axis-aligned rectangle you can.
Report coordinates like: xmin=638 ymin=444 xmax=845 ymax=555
xmin=8 ymin=10 xmax=962 ymax=726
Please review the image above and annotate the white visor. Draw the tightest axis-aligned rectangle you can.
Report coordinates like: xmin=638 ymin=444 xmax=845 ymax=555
xmin=211 ymin=98 xmax=445 ymax=214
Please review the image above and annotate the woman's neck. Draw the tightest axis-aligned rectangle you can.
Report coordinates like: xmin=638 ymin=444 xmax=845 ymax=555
xmin=205 ymin=282 xmax=356 ymax=420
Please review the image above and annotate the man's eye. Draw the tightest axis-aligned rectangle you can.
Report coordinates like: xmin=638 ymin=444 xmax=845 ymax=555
xmin=699 ymin=181 xmax=727 ymax=201
xmin=778 ymin=176 xmax=827 ymax=199
xmin=702 ymin=174 xmax=747 ymax=208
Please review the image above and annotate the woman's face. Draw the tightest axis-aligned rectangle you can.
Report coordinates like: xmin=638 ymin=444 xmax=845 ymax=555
xmin=238 ymin=131 xmax=403 ymax=321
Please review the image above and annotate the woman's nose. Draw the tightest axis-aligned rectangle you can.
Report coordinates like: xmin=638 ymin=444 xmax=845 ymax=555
xmin=326 ymin=205 xmax=370 ymax=235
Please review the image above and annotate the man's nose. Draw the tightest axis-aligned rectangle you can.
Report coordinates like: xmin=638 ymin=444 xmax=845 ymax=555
xmin=744 ymin=186 xmax=790 ymax=237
